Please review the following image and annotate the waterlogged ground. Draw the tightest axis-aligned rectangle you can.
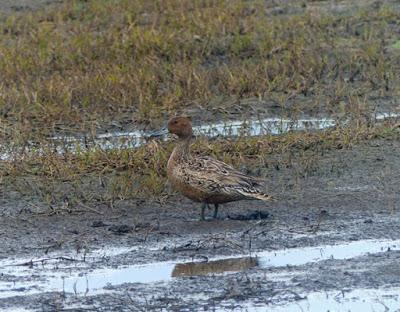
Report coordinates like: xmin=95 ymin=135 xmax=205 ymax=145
xmin=1 ymin=136 xmax=400 ymax=311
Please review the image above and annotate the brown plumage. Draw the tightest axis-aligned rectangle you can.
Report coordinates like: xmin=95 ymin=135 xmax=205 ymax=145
xmin=167 ymin=116 xmax=274 ymax=220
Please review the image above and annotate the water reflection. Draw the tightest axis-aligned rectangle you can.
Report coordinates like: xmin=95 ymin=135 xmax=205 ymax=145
xmin=172 ymin=257 xmax=257 ymax=277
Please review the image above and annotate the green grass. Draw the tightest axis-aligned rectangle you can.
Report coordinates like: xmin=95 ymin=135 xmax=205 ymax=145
xmin=393 ymin=40 xmax=400 ymax=49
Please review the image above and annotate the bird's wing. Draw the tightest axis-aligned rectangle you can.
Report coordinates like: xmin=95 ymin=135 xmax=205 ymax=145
xmin=197 ymin=156 xmax=263 ymax=185
xmin=183 ymin=156 xmax=264 ymax=195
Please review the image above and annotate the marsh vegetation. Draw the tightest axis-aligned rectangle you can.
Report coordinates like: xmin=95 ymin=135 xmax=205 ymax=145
xmin=0 ymin=0 xmax=399 ymax=214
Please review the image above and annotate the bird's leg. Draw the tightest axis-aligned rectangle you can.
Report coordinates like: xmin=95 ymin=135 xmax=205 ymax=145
xmin=200 ymin=202 xmax=207 ymax=221
xmin=213 ymin=204 xmax=219 ymax=219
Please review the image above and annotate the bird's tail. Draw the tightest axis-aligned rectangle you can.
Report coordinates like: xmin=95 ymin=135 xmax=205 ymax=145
xmin=238 ymin=189 xmax=276 ymax=201
xmin=250 ymin=192 xmax=276 ymax=201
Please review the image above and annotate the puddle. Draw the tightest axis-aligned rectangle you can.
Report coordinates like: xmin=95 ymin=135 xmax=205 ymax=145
xmin=332 ymin=185 xmax=372 ymax=192
xmin=1 ymin=112 xmax=398 ymax=161
xmin=57 ymin=262 xmax=175 ymax=294
xmin=232 ymin=287 xmax=400 ymax=312
xmin=1 ymin=309 xmax=33 ymax=312
xmin=256 ymin=238 xmax=400 ymax=267
xmin=1 ymin=238 xmax=400 ymax=298
xmin=54 ymin=112 xmax=398 ymax=151
xmin=46 ymin=116 xmax=338 ymax=154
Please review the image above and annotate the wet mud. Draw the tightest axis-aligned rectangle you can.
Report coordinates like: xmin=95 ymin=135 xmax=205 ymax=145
xmin=1 ymin=136 xmax=400 ymax=311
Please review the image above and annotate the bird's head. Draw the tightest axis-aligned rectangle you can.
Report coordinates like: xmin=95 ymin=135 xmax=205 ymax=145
xmin=167 ymin=116 xmax=193 ymax=139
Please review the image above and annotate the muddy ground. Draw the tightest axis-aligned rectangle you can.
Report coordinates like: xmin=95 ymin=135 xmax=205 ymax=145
xmin=1 ymin=135 xmax=400 ymax=311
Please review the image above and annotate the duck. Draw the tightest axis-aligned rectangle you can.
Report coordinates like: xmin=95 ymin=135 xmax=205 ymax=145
xmin=167 ymin=116 xmax=274 ymax=220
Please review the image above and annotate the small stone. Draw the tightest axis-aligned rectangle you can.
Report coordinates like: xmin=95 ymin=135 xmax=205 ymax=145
xmin=91 ymin=220 xmax=107 ymax=228
xmin=108 ymin=224 xmax=134 ymax=235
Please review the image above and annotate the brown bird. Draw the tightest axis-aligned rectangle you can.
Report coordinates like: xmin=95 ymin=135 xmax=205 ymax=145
xmin=167 ymin=116 xmax=274 ymax=220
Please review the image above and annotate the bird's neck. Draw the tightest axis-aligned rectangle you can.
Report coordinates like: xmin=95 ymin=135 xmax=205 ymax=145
xmin=171 ymin=137 xmax=191 ymax=162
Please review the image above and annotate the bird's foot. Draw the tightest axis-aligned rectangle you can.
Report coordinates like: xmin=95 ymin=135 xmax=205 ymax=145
xmin=212 ymin=204 xmax=219 ymax=219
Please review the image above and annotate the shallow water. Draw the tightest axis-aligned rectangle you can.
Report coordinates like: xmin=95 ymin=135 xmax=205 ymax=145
xmin=226 ymin=287 xmax=400 ymax=312
xmin=48 ymin=116 xmax=339 ymax=153
xmin=1 ymin=308 xmax=33 ymax=312
xmin=0 ymin=238 xmax=399 ymax=298
xmin=70 ymin=111 xmax=400 ymax=148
